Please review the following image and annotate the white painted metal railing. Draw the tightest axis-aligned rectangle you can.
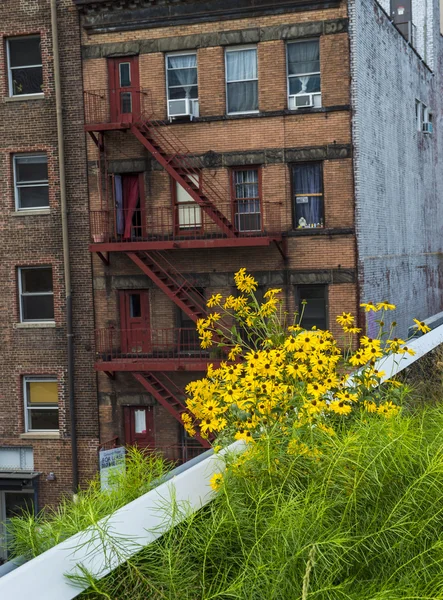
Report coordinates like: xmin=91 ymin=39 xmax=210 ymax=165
xmin=1 ymin=322 xmax=443 ymax=598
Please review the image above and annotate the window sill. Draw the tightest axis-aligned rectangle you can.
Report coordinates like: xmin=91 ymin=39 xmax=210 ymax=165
xmin=286 ymin=227 xmax=355 ymax=237
xmin=4 ymin=94 xmax=45 ymax=103
xmin=11 ymin=209 xmax=50 ymax=217
xmin=20 ymin=432 xmax=60 ymax=440
xmin=15 ymin=322 xmax=56 ymax=329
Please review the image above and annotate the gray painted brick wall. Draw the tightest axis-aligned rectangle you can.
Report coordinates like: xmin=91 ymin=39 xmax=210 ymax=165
xmin=349 ymin=0 xmax=443 ymax=337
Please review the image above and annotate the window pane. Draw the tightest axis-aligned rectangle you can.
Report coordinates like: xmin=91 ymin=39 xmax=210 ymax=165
xmin=28 ymin=409 xmax=59 ymax=431
xmin=167 ymin=55 xmax=196 ymax=69
xmin=167 ymin=69 xmax=198 ymax=88
xmin=27 ymin=381 xmax=58 ymax=405
xmin=287 ymin=41 xmax=320 ymax=75
xmin=298 ymin=286 xmax=326 ymax=330
xmin=226 ymin=49 xmax=257 ymax=81
xmin=15 ymin=155 xmax=48 ymax=183
xmin=5 ymin=493 xmax=34 ymax=519
xmin=169 ymin=85 xmax=198 ymax=100
xmin=119 ymin=63 xmax=131 ymax=87
xmin=227 ymin=81 xmax=258 ymax=113
xmin=120 ymin=92 xmax=132 ymax=114
xmin=134 ymin=409 xmax=146 ymax=434
xmin=18 ymin=186 xmax=49 ymax=209
xmin=129 ymin=294 xmax=141 ymax=318
xmin=22 ymin=295 xmax=54 ymax=321
xmin=21 ymin=268 xmax=53 ymax=293
xmin=8 ymin=37 xmax=41 ymax=68
xmin=11 ymin=66 xmax=43 ymax=95
xmin=293 ymin=163 xmax=322 ymax=194
xmin=289 ymin=74 xmax=321 ymax=95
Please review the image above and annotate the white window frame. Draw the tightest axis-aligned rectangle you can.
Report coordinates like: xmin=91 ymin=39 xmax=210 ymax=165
xmin=6 ymin=35 xmax=43 ymax=98
xmin=23 ymin=377 xmax=59 ymax=433
xmin=165 ymin=51 xmax=199 ymax=119
xmin=13 ymin=153 xmax=49 ymax=211
xmin=18 ymin=266 xmax=54 ymax=323
xmin=225 ymin=45 xmax=259 ymax=116
xmin=286 ymin=39 xmax=321 ymax=110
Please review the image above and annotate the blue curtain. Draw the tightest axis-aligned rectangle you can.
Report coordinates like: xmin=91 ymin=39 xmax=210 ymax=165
xmin=114 ymin=175 xmax=124 ymax=235
xmin=293 ymin=163 xmax=323 ymax=227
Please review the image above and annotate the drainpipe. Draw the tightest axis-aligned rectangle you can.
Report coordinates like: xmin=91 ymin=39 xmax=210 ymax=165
xmin=50 ymin=0 xmax=78 ymax=493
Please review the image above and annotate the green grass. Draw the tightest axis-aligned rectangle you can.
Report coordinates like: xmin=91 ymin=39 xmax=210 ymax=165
xmin=10 ymin=406 xmax=443 ymax=599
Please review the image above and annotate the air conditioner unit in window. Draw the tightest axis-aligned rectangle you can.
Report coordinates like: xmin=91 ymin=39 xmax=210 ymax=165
xmin=168 ymin=98 xmax=199 ymax=121
xmin=422 ymin=121 xmax=433 ymax=134
xmin=288 ymin=93 xmax=320 ymax=110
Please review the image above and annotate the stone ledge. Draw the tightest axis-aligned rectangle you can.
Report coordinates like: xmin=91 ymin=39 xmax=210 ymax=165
xmin=19 ymin=432 xmax=60 ymax=440
xmin=14 ymin=322 xmax=56 ymax=329
xmin=11 ymin=209 xmax=51 ymax=217
xmin=3 ymin=94 xmax=45 ymax=103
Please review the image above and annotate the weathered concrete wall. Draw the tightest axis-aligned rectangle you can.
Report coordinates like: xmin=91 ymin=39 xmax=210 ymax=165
xmin=349 ymin=0 xmax=443 ymax=336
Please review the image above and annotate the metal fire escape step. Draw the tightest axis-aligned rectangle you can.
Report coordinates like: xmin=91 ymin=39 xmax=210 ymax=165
xmin=133 ymin=372 xmax=211 ymax=448
xmin=126 ymin=250 xmax=206 ymax=322
xmin=130 ymin=122 xmax=238 ymax=238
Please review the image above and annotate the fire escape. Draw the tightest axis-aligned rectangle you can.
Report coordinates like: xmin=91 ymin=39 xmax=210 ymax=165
xmin=84 ymin=86 xmax=285 ymax=452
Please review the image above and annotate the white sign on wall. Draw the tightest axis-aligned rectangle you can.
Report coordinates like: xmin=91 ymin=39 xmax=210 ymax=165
xmin=99 ymin=447 xmax=126 ymax=491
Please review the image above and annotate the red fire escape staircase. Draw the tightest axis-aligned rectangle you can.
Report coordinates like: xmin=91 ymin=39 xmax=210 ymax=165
xmin=126 ymin=250 xmax=206 ymax=322
xmin=133 ymin=372 xmax=212 ymax=448
xmin=130 ymin=120 xmax=238 ymax=240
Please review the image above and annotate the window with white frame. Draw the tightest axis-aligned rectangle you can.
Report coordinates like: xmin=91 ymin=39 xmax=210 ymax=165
xmin=416 ymin=100 xmax=433 ymax=133
xmin=23 ymin=377 xmax=58 ymax=432
xmin=225 ymin=47 xmax=258 ymax=114
xmin=13 ymin=154 xmax=49 ymax=210
xmin=18 ymin=267 xmax=54 ymax=322
xmin=7 ymin=36 xmax=43 ymax=97
xmin=287 ymin=40 xmax=321 ymax=109
xmin=166 ymin=53 xmax=199 ymax=118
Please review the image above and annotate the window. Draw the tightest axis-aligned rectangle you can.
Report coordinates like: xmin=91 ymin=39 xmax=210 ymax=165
xmin=177 ymin=288 xmax=204 ymax=352
xmin=287 ymin=40 xmax=321 ymax=109
xmin=7 ymin=36 xmax=43 ymax=97
xmin=23 ymin=377 xmax=58 ymax=432
xmin=296 ymin=285 xmax=327 ymax=330
xmin=225 ymin=47 xmax=258 ymax=114
xmin=232 ymin=168 xmax=262 ymax=232
xmin=292 ymin=163 xmax=324 ymax=229
xmin=175 ymin=175 xmax=202 ymax=230
xmin=416 ymin=100 xmax=433 ymax=133
xmin=18 ymin=267 xmax=54 ymax=322
xmin=166 ymin=53 xmax=199 ymax=118
xmin=13 ymin=154 xmax=49 ymax=210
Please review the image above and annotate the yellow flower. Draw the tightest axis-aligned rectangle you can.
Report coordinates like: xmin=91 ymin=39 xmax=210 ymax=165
xmin=397 ymin=345 xmax=416 ymax=356
xmin=227 ymin=345 xmax=242 ymax=361
xmin=364 ymin=400 xmax=377 ymax=413
xmin=336 ymin=312 xmax=354 ymax=327
xmin=377 ymin=401 xmax=400 ymax=418
xmin=209 ymin=472 xmax=223 ymax=491
xmin=343 ymin=326 xmax=361 ymax=334
xmin=360 ymin=301 xmax=378 ymax=312
xmin=234 ymin=429 xmax=254 ymax=443
xmin=329 ymin=400 xmax=352 ymax=415
xmin=413 ymin=318 xmax=431 ymax=334
xmin=264 ymin=288 xmax=282 ymax=298
xmin=376 ymin=301 xmax=396 ymax=311
xmin=207 ymin=293 xmax=222 ymax=307
xmin=201 ymin=416 xmax=220 ymax=434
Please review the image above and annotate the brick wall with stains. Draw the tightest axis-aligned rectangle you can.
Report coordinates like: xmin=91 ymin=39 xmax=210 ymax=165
xmin=0 ymin=0 xmax=99 ymax=512
xmin=349 ymin=0 xmax=443 ymax=337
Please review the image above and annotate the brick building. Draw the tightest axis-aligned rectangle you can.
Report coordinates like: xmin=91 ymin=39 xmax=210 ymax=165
xmin=0 ymin=0 xmax=98 ymax=560
xmin=1 ymin=0 xmax=442 ymax=559
xmin=73 ymin=0 xmax=443 ymax=461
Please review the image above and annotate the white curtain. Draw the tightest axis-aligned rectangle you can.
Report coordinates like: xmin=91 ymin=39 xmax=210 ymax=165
xmin=226 ymin=49 xmax=258 ymax=113
xmin=287 ymin=41 xmax=320 ymax=95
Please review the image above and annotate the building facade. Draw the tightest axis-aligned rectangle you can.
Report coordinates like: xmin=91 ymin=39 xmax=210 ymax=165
xmin=0 ymin=0 xmax=99 ymax=561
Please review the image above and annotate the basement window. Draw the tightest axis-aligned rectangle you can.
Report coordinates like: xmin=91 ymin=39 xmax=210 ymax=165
xmin=13 ymin=154 xmax=49 ymax=210
xmin=18 ymin=267 xmax=54 ymax=322
xmin=7 ymin=35 xmax=43 ymax=97
xmin=296 ymin=285 xmax=328 ymax=330
xmin=225 ymin=46 xmax=258 ymax=114
xmin=292 ymin=162 xmax=324 ymax=229
xmin=287 ymin=40 xmax=321 ymax=110
xmin=232 ymin=168 xmax=262 ymax=232
xmin=23 ymin=377 xmax=59 ymax=432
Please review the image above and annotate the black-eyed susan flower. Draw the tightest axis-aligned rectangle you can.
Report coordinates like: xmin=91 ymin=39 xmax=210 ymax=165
xmin=413 ymin=318 xmax=431 ymax=334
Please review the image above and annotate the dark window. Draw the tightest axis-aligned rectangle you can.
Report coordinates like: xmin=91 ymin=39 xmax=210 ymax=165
xmin=7 ymin=36 xmax=43 ymax=96
xmin=292 ymin=162 xmax=324 ymax=229
xmin=232 ymin=169 xmax=261 ymax=232
xmin=14 ymin=154 xmax=49 ymax=210
xmin=296 ymin=285 xmax=327 ymax=330
xmin=19 ymin=267 xmax=54 ymax=322
xmin=129 ymin=293 xmax=141 ymax=318
xmin=177 ymin=288 xmax=205 ymax=351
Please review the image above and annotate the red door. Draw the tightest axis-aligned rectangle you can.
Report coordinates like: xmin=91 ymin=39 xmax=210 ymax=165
xmin=124 ymin=406 xmax=155 ymax=449
xmin=108 ymin=56 xmax=140 ymax=123
xmin=119 ymin=290 xmax=150 ymax=353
